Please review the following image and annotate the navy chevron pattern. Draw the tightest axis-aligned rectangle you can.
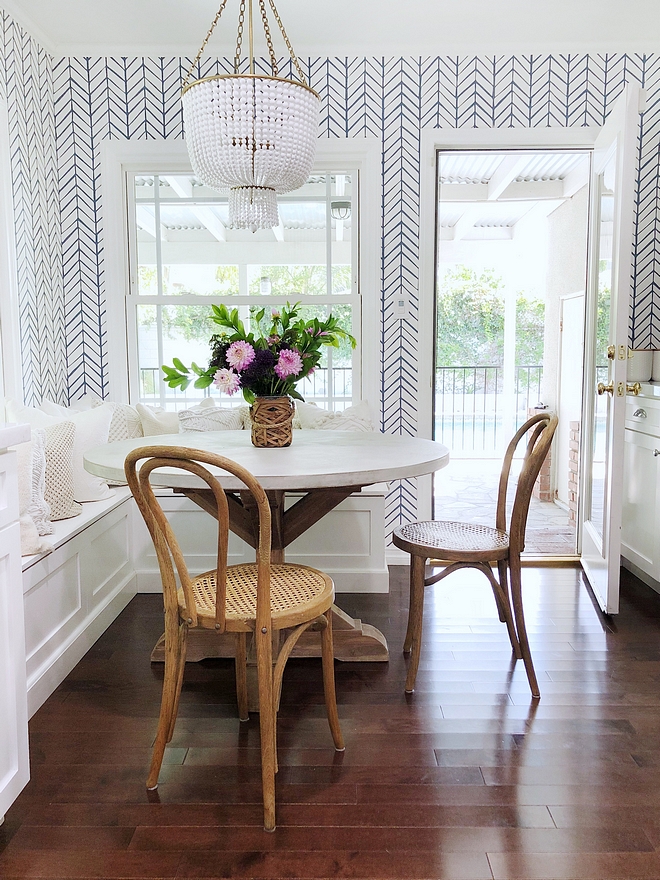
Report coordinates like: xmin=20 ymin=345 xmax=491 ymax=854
xmin=1 ymin=25 xmax=660 ymax=528
xmin=1 ymin=13 xmax=65 ymax=405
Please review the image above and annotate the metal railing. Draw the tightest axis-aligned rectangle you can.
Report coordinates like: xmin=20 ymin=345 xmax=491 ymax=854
xmin=139 ymin=366 xmax=353 ymax=410
xmin=435 ymin=365 xmax=543 ymax=452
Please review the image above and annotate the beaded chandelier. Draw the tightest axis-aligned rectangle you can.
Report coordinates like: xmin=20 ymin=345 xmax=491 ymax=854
xmin=181 ymin=0 xmax=320 ymax=231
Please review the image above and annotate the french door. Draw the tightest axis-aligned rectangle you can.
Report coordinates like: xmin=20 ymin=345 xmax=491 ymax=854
xmin=579 ymin=86 xmax=644 ymax=614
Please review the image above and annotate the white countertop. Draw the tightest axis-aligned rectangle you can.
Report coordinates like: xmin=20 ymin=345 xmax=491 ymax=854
xmin=84 ymin=430 xmax=450 ymax=491
xmin=0 ymin=422 xmax=30 ymax=450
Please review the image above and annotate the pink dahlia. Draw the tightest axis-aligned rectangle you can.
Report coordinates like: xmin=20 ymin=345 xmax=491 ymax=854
xmin=226 ymin=340 xmax=255 ymax=371
xmin=213 ymin=368 xmax=241 ymax=396
xmin=275 ymin=348 xmax=303 ymax=380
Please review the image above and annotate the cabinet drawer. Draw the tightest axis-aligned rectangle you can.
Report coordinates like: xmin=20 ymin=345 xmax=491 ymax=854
xmin=626 ymin=398 xmax=660 ymax=435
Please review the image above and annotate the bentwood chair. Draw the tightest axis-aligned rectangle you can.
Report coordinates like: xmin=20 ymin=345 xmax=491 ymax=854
xmin=392 ymin=412 xmax=558 ymax=699
xmin=124 ymin=446 xmax=344 ymax=832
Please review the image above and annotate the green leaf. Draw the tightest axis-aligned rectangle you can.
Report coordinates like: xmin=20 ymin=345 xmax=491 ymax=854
xmin=194 ymin=375 xmax=214 ymax=389
xmin=172 ymin=357 xmax=187 ymax=372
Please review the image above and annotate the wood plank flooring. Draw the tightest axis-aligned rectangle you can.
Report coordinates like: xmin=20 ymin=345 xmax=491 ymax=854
xmin=4 ymin=565 xmax=660 ymax=878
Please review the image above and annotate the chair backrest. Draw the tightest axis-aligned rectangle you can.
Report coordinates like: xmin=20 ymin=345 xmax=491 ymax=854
xmin=495 ymin=413 xmax=559 ymax=555
xmin=124 ymin=446 xmax=272 ymax=634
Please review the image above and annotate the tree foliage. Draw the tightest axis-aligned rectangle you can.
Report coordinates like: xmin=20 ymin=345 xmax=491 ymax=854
xmin=436 ymin=265 xmax=545 ymax=367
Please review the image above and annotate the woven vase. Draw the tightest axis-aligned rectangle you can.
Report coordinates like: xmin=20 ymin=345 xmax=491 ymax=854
xmin=249 ymin=396 xmax=295 ymax=448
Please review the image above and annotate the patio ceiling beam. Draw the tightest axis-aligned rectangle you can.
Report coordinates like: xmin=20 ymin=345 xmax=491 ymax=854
xmin=135 ymin=205 xmax=167 ymax=241
xmin=164 ymin=176 xmax=227 ymax=242
xmin=439 ymin=178 xmax=566 ymax=203
xmin=487 ymin=155 xmax=529 ymax=200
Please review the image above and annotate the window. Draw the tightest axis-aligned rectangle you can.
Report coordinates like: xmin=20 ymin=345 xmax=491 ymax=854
xmin=126 ymin=170 xmax=360 ymax=411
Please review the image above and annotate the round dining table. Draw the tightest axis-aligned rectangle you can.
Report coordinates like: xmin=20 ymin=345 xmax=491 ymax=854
xmin=84 ymin=430 xmax=450 ymax=668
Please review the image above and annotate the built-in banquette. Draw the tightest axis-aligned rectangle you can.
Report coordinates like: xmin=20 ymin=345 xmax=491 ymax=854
xmin=1 ymin=398 xmax=389 ymax=817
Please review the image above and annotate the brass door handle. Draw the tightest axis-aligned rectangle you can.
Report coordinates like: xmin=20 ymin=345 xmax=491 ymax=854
xmin=597 ymin=381 xmax=614 ymax=395
xmin=627 ymin=382 xmax=641 ymax=395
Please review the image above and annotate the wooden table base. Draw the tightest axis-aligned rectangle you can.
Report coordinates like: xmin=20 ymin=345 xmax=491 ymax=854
xmin=150 ymin=604 xmax=389 ymax=664
xmin=150 ymin=485 xmax=389 ymax=710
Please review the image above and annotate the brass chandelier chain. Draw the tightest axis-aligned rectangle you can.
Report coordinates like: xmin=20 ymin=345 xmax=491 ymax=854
xmin=182 ymin=0 xmax=230 ymax=88
xmin=234 ymin=0 xmax=246 ymax=73
xmin=182 ymin=0 xmax=308 ymax=90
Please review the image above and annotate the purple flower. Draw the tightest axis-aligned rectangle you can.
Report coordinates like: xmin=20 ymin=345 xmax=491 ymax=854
xmin=213 ymin=368 xmax=241 ymax=395
xmin=241 ymin=348 xmax=276 ymax=383
xmin=275 ymin=348 xmax=303 ymax=380
xmin=226 ymin=340 xmax=255 ymax=371
xmin=271 ymin=309 xmax=281 ymax=319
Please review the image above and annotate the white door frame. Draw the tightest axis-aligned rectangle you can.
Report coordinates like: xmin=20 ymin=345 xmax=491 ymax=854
xmin=418 ymin=126 xmax=601 ymax=522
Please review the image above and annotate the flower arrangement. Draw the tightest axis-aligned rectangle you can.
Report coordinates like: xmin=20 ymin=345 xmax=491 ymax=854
xmin=162 ymin=302 xmax=355 ymax=404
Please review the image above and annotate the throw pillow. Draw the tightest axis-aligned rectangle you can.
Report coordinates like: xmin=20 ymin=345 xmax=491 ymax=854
xmin=7 ymin=399 xmax=115 ymax=502
xmin=27 ymin=428 xmax=52 ymax=535
xmin=13 ymin=430 xmax=53 ymax=556
xmin=295 ymin=399 xmax=375 ymax=432
xmin=43 ymin=421 xmax=82 ymax=521
xmin=178 ymin=405 xmax=247 ymax=433
xmin=107 ymin=403 xmax=144 ymax=443
xmin=135 ymin=404 xmax=180 ymax=436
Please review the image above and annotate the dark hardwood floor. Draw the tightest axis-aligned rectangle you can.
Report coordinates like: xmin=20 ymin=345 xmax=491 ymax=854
xmin=4 ymin=565 xmax=660 ymax=879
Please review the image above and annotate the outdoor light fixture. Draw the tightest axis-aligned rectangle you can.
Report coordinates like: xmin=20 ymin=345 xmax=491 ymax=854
xmin=330 ymin=200 xmax=351 ymax=220
xmin=181 ymin=0 xmax=320 ymax=231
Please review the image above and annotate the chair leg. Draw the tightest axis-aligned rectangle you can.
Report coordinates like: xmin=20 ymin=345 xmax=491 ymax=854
xmin=166 ymin=622 xmax=188 ymax=742
xmin=405 ymin=554 xmax=427 ymax=694
xmin=496 ymin=560 xmax=522 ymax=661
xmin=320 ymin=609 xmax=345 ymax=751
xmin=509 ymin=557 xmax=540 ymax=699
xmin=256 ymin=627 xmax=277 ymax=832
xmin=235 ymin=632 xmax=249 ymax=722
xmin=147 ymin=615 xmax=186 ymax=790
xmin=403 ymin=554 xmax=425 ymax=654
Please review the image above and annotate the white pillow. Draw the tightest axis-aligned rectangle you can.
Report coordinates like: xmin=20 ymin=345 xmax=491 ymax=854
xmin=13 ymin=430 xmax=53 ymax=555
xmin=107 ymin=403 xmax=144 ymax=442
xmin=178 ymin=405 xmax=247 ymax=433
xmin=6 ymin=399 xmax=115 ymax=502
xmin=42 ymin=421 xmax=82 ymax=521
xmin=136 ymin=404 xmax=180 ymax=436
xmin=295 ymin=399 xmax=375 ymax=432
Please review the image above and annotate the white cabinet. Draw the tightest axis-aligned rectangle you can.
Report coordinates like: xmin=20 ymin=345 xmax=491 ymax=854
xmin=0 ymin=428 xmax=30 ymax=820
xmin=622 ymin=396 xmax=660 ymax=590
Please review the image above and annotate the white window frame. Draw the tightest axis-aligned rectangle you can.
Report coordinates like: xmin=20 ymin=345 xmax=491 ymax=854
xmin=103 ymin=137 xmax=380 ymax=414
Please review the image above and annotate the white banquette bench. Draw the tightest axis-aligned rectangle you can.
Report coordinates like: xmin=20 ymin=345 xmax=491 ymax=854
xmin=14 ymin=398 xmax=389 ymax=716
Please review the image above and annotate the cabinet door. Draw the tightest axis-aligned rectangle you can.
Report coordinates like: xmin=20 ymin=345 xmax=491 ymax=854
xmin=622 ymin=428 xmax=660 ymax=578
xmin=0 ymin=518 xmax=29 ymax=818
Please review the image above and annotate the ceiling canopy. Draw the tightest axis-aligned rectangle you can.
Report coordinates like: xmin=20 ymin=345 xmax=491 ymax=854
xmin=4 ymin=0 xmax=660 ymax=57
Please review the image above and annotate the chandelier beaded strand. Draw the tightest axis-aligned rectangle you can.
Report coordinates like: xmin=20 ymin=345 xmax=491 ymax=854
xmin=181 ymin=0 xmax=320 ymax=231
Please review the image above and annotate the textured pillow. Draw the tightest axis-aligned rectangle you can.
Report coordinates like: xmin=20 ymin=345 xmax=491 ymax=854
xmin=43 ymin=421 xmax=82 ymax=521
xmin=14 ymin=430 xmax=53 ymax=555
xmin=295 ymin=399 xmax=375 ymax=432
xmin=107 ymin=403 xmax=143 ymax=443
xmin=136 ymin=404 xmax=180 ymax=436
xmin=7 ymin=399 xmax=115 ymax=502
xmin=27 ymin=428 xmax=52 ymax=535
xmin=178 ymin=405 xmax=247 ymax=433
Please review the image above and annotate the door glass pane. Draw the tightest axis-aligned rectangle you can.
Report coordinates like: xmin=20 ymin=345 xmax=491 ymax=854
xmin=587 ymin=161 xmax=615 ymax=539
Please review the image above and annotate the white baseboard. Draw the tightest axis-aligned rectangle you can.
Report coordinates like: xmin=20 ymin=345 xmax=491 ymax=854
xmin=386 ymin=547 xmax=409 ymax=565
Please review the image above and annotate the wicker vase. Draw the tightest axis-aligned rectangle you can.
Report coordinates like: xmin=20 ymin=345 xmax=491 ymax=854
xmin=249 ymin=396 xmax=295 ymax=448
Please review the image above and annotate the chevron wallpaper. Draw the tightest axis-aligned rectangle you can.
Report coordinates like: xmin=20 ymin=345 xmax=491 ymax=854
xmin=2 ymin=12 xmax=660 ymax=529
xmin=0 ymin=12 xmax=65 ymax=406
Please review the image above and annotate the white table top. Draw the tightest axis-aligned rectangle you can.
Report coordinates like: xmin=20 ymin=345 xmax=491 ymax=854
xmin=84 ymin=430 xmax=450 ymax=492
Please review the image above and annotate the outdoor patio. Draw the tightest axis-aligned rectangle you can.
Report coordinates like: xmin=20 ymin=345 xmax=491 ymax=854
xmin=434 ymin=457 xmax=576 ymax=556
